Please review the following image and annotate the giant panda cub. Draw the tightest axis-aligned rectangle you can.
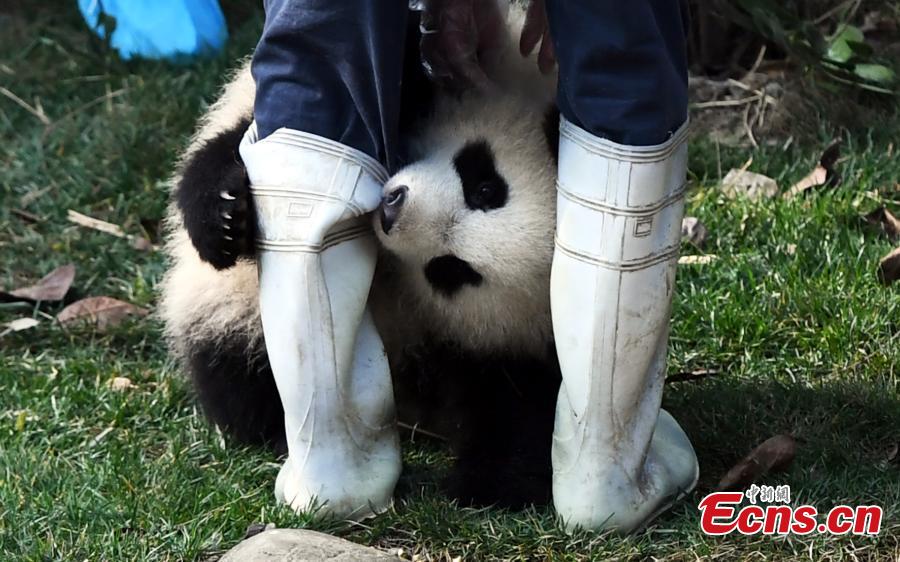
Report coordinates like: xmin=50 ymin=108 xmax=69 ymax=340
xmin=161 ymin=13 xmax=562 ymax=509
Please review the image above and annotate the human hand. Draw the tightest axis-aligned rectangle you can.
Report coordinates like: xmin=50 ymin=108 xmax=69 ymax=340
xmin=417 ymin=0 xmax=507 ymax=90
xmin=519 ymin=0 xmax=555 ymax=74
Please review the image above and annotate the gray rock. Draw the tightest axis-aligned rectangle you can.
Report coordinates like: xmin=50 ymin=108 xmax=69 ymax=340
xmin=220 ymin=529 xmax=401 ymax=562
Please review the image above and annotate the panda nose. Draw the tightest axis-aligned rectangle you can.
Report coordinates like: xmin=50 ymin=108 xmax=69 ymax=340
xmin=380 ymin=185 xmax=408 ymax=234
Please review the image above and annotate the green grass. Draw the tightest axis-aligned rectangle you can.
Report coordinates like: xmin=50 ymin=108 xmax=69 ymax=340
xmin=2 ymin=4 xmax=899 ymax=561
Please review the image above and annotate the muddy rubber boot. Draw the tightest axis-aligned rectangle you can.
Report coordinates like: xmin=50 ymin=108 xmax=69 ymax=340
xmin=550 ymin=119 xmax=698 ymax=532
xmin=240 ymin=125 xmax=401 ymax=520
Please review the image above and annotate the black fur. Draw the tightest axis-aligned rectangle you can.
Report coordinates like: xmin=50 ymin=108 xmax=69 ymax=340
xmin=424 ymin=255 xmax=484 ymax=297
xmin=181 ymin=10 xmax=559 ymax=510
xmin=543 ymin=105 xmax=560 ymax=164
xmin=176 ymin=117 xmax=256 ymax=270
xmin=453 ymin=139 xmax=509 ymax=211
xmin=176 ymin=13 xmax=434 ymax=268
xmin=191 ymin=330 xmax=561 ymax=507
xmin=394 ymin=343 xmax=561 ymax=508
xmin=188 ymin=335 xmax=286 ymax=452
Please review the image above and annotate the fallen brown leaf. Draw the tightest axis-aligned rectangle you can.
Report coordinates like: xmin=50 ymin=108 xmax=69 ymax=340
xmin=878 ymin=247 xmax=900 ymax=285
xmin=678 ymin=254 xmax=718 ymax=265
xmin=67 ymin=210 xmax=156 ymax=252
xmin=0 ymin=317 xmax=40 ymax=338
xmin=109 ymin=376 xmax=135 ymax=391
xmin=784 ymin=139 xmax=842 ymax=199
xmin=785 ymin=165 xmax=827 ymax=199
xmin=57 ymin=296 xmax=148 ymax=331
xmin=863 ymin=207 xmax=900 ymax=240
xmin=0 ymin=264 xmax=75 ymax=303
xmin=716 ymin=434 xmax=797 ymax=492
xmin=681 ymin=217 xmax=708 ymax=248
xmin=721 ymin=168 xmax=778 ymax=201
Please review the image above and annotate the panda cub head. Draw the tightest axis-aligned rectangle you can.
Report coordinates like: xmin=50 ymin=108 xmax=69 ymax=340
xmin=373 ymin=91 xmax=559 ymax=356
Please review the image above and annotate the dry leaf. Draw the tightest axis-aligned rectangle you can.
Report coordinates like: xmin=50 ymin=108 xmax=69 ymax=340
xmin=67 ymin=210 xmax=156 ymax=252
xmin=57 ymin=296 xmax=148 ymax=330
xmin=878 ymin=247 xmax=900 ymax=285
xmin=716 ymin=434 xmax=797 ymax=492
xmin=863 ymin=207 xmax=900 ymax=240
xmin=109 ymin=376 xmax=134 ymax=391
xmin=721 ymin=169 xmax=778 ymax=201
xmin=785 ymin=166 xmax=828 ymax=199
xmin=679 ymin=254 xmax=718 ymax=265
xmin=681 ymin=217 xmax=708 ymax=248
xmin=0 ymin=317 xmax=40 ymax=338
xmin=784 ymin=139 xmax=842 ymax=199
xmin=0 ymin=264 xmax=75 ymax=303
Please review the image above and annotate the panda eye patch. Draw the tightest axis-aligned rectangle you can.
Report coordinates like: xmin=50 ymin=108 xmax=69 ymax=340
xmin=453 ymin=139 xmax=509 ymax=211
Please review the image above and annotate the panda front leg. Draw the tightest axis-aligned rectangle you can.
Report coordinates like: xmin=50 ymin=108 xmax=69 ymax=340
xmin=240 ymin=124 xmax=401 ymax=520
xmin=545 ymin=0 xmax=698 ymax=533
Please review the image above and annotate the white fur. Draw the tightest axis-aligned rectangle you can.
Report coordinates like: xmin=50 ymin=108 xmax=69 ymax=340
xmin=160 ymin=8 xmax=558 ymax=364
xmin=158 ymin=60 xmax=262 ymax=359
xmin=373 ymin=90 xmax=556 ymax=356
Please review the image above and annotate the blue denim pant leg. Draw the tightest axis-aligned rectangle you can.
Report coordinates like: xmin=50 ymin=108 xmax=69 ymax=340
xmin=251 ymin=0 xmax=409 ymax=169
xmin=546 ymin=0 xmax=691 ymax=146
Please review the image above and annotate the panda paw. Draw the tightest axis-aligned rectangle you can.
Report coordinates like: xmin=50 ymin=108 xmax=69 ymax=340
xmin=176 ymin=120 xmax=257 ymax=270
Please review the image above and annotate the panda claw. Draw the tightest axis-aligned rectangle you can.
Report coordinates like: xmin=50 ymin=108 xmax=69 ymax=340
xmin=175 ymin=117 xmax=256 ymax=270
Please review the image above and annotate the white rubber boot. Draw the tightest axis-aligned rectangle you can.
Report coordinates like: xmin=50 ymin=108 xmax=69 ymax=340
xmin=551 ymin=119 xmax=699 ymax=533
xmin=240 ymin=125 xmax=401 ymax=521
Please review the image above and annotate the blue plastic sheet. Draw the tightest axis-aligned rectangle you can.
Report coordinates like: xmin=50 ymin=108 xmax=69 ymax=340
xmin=78 ymin=0 xmax=228 ymax=60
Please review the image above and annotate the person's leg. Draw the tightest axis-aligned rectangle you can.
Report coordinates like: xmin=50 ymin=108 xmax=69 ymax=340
xmin=239 ymin=0 xmax=408 ymax=520
xmin=545 ymin=0 xmax=699 ymax=532
xmin=252 ymin=0 xmax=409 ymax=168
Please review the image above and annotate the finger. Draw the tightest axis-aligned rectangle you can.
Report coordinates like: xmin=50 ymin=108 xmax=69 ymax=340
xmin=436 ymin=17 xmax=494 ymax=90
xmin=420 ymin=36 xmax=453 ymax=83
xmin=519 ymin=0 xmax=546 ymax=56
xmin=450 ymin=54 xmax=494 ymax=91
xmin=474 ymin=0 xmax=507 ymax=66
xmin=537 ymin=29 xmax=556 ymax=74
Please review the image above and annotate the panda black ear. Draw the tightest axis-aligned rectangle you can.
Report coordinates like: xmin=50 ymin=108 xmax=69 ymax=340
xmin=542 ymin=104 xmax=560 ymax=164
